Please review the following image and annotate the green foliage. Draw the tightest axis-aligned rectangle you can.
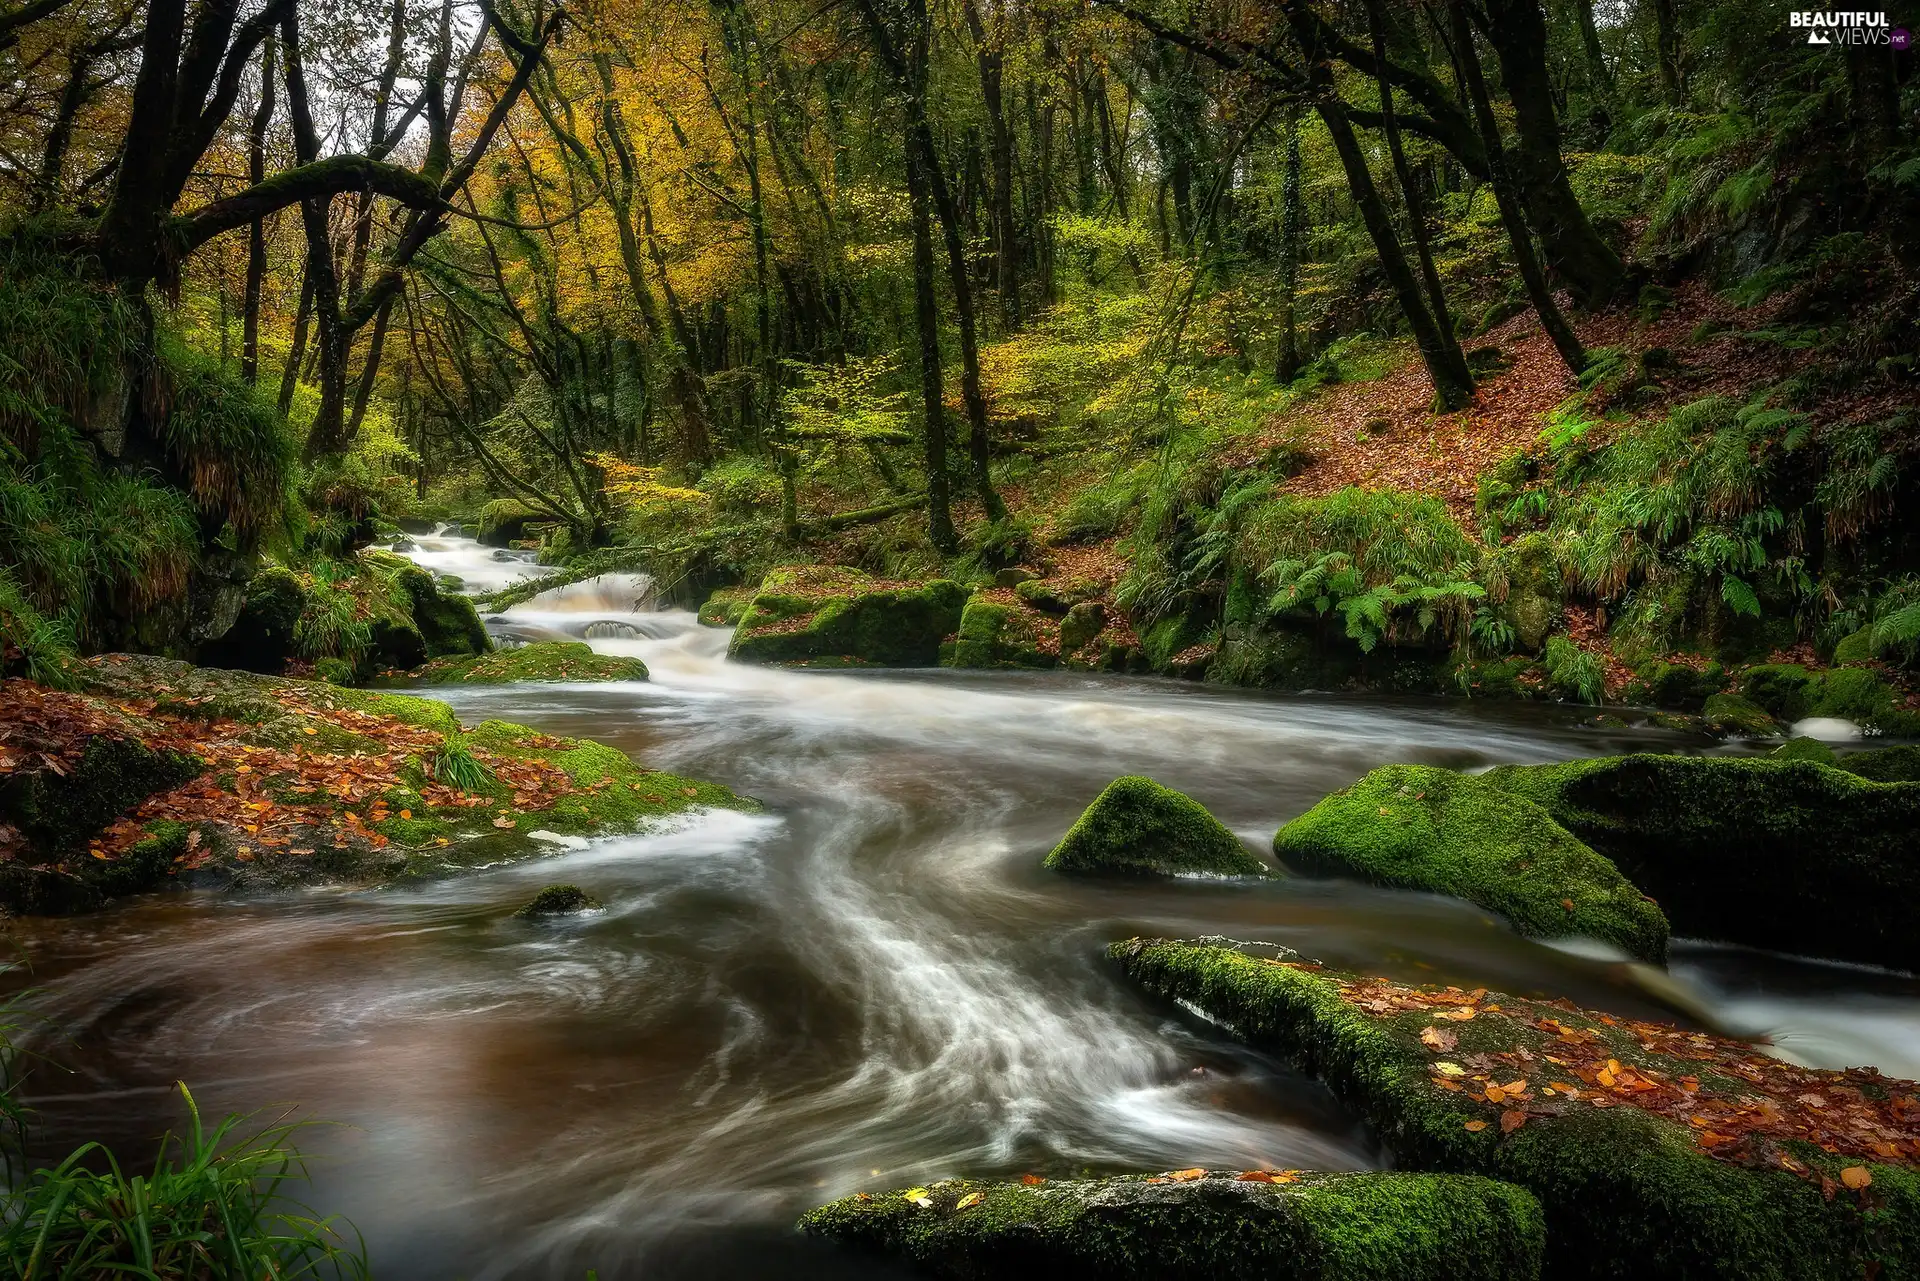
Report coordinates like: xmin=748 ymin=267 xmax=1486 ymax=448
xmin=292 ymin=565 xmax=372 ymax=664
xmin=0 ymin=1084 xmax=367 ymax=1279
xmin=154 ymin=330 xmax=296 ymax=547
xmin=1240 ymin=489 xmax=1484 ymax=653
xmin=1542 ymin=637 xmax=1605 ymax=704
xmin=431 ymin=739 xmax=494 ymax=792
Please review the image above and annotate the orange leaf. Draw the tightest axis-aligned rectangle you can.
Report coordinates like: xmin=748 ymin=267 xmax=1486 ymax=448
xmin=1020 ymin=1174 xmax=1045 ymax=1186
xmin=1236 ymin=1170 xmax=1275 ymax=1183
xmin=493 ymin=817 xmax=516 ymax=829
xmin=1168 ymin=1168 xmax=1207 ymax=1182
xmin=1841 ymin=1167 xmax=1873 ymax=1190
xmin=1463 ymin=1120 xmax=1488 ymax=1133
xmin=1500 ymin=1110 xmax=1527 ymax=1134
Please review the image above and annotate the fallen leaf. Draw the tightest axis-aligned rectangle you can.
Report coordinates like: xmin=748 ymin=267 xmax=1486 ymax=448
xmin=955 ymin=1192 xmax=985 ymax=1210
xmin=493 ymin=817 xmax=516 ymax=829
xmin=1433 ymin=1062 xmax=1466 ymax=1077
xmin=1020 ymin=1174 xmax=1046 ymax=1186
xmin=1501 ymin=1110 xmax=1528 ymax=1134
xmin=1168 ymin=1168 xmax=1207 ymax=1182
xmin=902 ymin=1187 xmax=932 ymax=1208
xmin=1485 ymin=1085 xmax=1507 ymax=1104
xmin=1464 ymin=1120 xmax=1488 ymax=1132
xmin=1420 ymin=1026 xmax=1458 ymax=1051
xmin=1236 ymin=1170 xmax=1275 ymax=1182
xmin=1841 ymin=1167 xmax=1873 ymax=1190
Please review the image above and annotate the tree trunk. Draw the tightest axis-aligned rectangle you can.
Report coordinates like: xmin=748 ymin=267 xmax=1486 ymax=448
xmin=1651 ymin=0 xmax=1683 ymax=103
xmin=1449 ymin=0 xmax=1586 ymax=376
xmin=1365 ymin=0 xmax=1458 ymax=344
xmin=904 ymin=140 xmax=957 ymax=553
xmin=1274 ymin=110 xmax=1304 ymax=382
xmin=241 ymin=36 xmax=275 ymax=385
xmin=962 ymin=0 xmax=1021 ymax=330
xmin=279 ymin=261 xmax=311 ymax=414
xmin=1479 ymin=0 xmax=1627 ymax=306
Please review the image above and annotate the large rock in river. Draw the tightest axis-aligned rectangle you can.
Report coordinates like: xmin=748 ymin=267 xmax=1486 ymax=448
xmin=1113 ymin=937 xmax=1920 ymax=1281
xmin=728 ymin=566 xmax=968 ymax=667
xmin=1273 ymin=765 xmax=1669 ymax=964
xmin=800 ymin=1169 xmax=1544 ymax=1281
xmin=1047 ymin=776 xmax=1269 ymax=877
xmin=1480 ymin=754 xmax=1920 ymax=973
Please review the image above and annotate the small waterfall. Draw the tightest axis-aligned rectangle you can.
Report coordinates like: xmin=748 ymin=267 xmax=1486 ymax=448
xmin=508 ymin=572 xmax=657 ymax=615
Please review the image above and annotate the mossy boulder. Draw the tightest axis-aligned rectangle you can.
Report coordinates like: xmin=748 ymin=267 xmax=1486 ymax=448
xmin=1737 ymin=664 xmax=1920 ymax=735
xmin=477 ymin=498 xmax=546 ymax=547
xmin=1701 ymin=691 xmax=1777 ymax=737
xmin=515 ymin=884 xmax=601 ymax=917
xmin=1481 ymin=754 xmax=1920 ymax=972
xmin=0 ymin=734 xmax=201 ymax=854
xmin=697 ymin=586 xmax=754 ymax=628
xmin=799 ymin=1170 xmax=1544 ymax=1281
xmin=1493 ymin=535 xmax=1562 ymax=653
xmin=1640 ymin=660 xmax=1726 ymax=711
xmin=201 ymin=565 xmax=307 ymax=673
xmin=1058 ymin=601 xmax=1108 ymax=654
xmin=1014 ymin=575 xmax=1102 ymax=614
xmin=411 ymin=641 xmax=647 ymax=684
xmin=729 ymin=566 xmax=968 ymax=667
xmin=392 ymin=562 xmax=489 ymax=660
xmin=1772 ymin=736 xmax=1838 ymax=766
xmin=1273 ymin=766 xmax=1668 ymax=963
xmin=1839 ymin=743 xmax=1920 ymax=783
xmin=1113 ymin=938 xmax=1920 ymax=1281
xmin=1046 ymin=776 xmax=1268 ymax=878
xmin=950 ymin=595 xmax=1055 ymax=669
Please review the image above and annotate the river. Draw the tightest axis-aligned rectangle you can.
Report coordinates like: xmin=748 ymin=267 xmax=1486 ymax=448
xmin=10 ymin=532 xmax=1920 ymax=1279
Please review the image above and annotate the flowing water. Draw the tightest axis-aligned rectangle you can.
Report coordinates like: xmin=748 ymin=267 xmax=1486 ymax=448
xmin=11 ymin=535 xmax=1920 ymax=1279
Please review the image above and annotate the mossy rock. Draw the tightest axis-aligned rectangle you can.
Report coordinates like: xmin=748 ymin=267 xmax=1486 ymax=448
xmin=1701 ymin=691 xmax=1777 ymax=737
xmin=200 ymin=565 xmax=307 ymax=673
xmin=1446 ymin=656 xmax=1545 ymax=700
xmin=1014 ymin=576 xmax=1102 ymax=614
xmin=1481 ymin=754 xmax=1920 ymax=972
xmin=1493 ymin=535 xmax=1562 ymax=653
xmin=1641 ymin=660 xmax=1726 ymax=711
xmin=0 ymin=735 xmax=201 ymax=854
xmin=1838 ymin=743 xmax=1920 ymax=783
xmin=1046 ymin=776 xmax=1268 ymax=878
xmin=950 ymin=595 xmax=1055 ymax=669
xmin=515 ymin=884 xmax=601 ymax=917
xmin=393 ymin=562 xmax=489 ymax=660
xmin=729 ymin=566 xmax=968 ymax=667
xmin=1738 ymin=664 xmax=1920 ymax=734
xmin=1059 ymin=601 xmax=1107 ymax=653
xmin=1112 ymin=938 xmax=1920 ymax=1281
xmin=1831 ymin=629 xmax=1877 ymax=665
xmin=477 ymin=498 xmax=545 ymax=547
xmin=1772 ymin=736 xmax=1838 ymax=766
xmin=697 ymin=586 xmax=754 ymax=628
xmin=412 ymin=641 xmax=647 ymax=685
xmin=799 ymin=1170 xmax=1544 ymax=1281
xmin=1273 ymin=766 xmax=1668 ymax=963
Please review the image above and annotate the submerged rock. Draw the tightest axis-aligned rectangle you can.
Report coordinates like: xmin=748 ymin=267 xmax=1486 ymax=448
xmin=411 ymin=641 xmax=647 ymax=684
xmin=1273 ymin=765 xmax=1669 ymax=963
xmin=1112 ymin=938 xmax=1920 ymax=1281
xmin=515 ymin=884 xmax=601 ymax=917
xmin=729 ymin=566 xmax=968 ymax=667
xmin=1046 ymin=776 xmax=1268 ymax=878
xmin=1481 ymin=754 xmax=1920 ymax=973
xmin=800 ymin=1169 xmax=1544 ymax=1281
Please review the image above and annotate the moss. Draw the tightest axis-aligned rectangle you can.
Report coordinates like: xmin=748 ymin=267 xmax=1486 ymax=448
xmin=1831 ymin=628 xmax=1876 ymax=665
xmin=458 ymin=719 xmax=748 ymax=836
xmin=515 ymin=884 xmax=601 ymax=917
xmin=1701 ymin=691 xmax=1778 ymax=737
xmin=1446 ymin=656 xmax=1544 ymax=700
xmin=1641 ymin=660 xmax=1726 ymax=711
xmin=950 ymin=596 xmax=1054 ymax=669
xmin=1773 ymin=736 xmax=1839 ymax=766
xmin=1492 ymin=534 xmax=1561 ymax=652
xmin=697 ymin=586 xmax=754 ymax=627
xmin=393 ymin=562 xmax=490 ymax=659
xmin=1046 ymin=776 xmax=1269 ymax=878
xmin=729 ymin=566 xmax=969 ymax=667
xmin=477 ymin=498 xmax=545 ymax=547
xmin=1059 ymin=601 xmax=1108 ymax=653
xmin=799 ymin=1170 xmax=1544 ymax=1281
xmin=1014 ymin=576 xmax=1102 ymax=614
xmin=1112 ymin=939 xmax=1920 ymax=1281
xmin=321 ymin=686 xmax=463 ymax=735
xmin=1733 ymin=664 xmax=1919 ymax=733
xmin=412 ymin=641 xmax=647 ymax=684
xmin=199 ymin=565 xmax=307 ymax=673
xmin=1482 ymin=754 xmax=1920 ymax=972
xmin=1838 ymin=743 xmax=1920 ymax=783
xmin=0 ymin=734 xmax=201 ymax=853
xmin=1274 ymin=766 xmax=1669 ymax=963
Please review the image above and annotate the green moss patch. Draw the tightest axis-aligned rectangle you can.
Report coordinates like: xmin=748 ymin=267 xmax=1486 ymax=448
xmin=1737 ymin=664 xmax=1920 ymax=735
xmin=1046 ymin=776 xmax=1269 ymax=878
xmin=1839 ymin=743 xmax=1920 ymax=783
xmin=1113 ymin=938 xmax=1920 ymax=1281
xmin=1274 ymin=765 xmax=1669 ymax=963
xmin=516 ymin=884 xmax=601 ymax=917
xmin=949 ymin=593 xmax=1058 ymax=669
xmin=1481 ymin=754 xmax=1920 ymax=972
xmin=800 ymin=1170 xmax=1544 ymax=1281
xmin=411 ymin=641 xmax=648 ymax=685
xmin=729 ymin=565 xmax=968 ymax=667
xmin=698 ymin=586 xmax=754 ymax=627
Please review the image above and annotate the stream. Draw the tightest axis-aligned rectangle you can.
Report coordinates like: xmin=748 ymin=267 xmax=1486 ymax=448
xmin=10 ymin=530 xmax=1920 ymax=1279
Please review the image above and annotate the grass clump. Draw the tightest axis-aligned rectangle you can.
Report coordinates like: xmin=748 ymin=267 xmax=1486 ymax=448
xmin=430 ymin=739 xmax=493 ymax=792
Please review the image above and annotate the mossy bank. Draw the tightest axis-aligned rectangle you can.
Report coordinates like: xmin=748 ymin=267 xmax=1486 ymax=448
xmin=0 ymin=654 xmax=748 ymax=913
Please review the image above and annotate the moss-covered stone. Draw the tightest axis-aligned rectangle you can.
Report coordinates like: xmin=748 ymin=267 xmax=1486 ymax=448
xmin=1641 ymin=660 xmax=1726 ymax=711
xmin=729 ymin=566 xmax=968 ymax=667
xmin=799 ymin=1170 xmax=1544 ymax=1281
xmin=1701 ymin=691 xmax=1778 ymax=737
xmin=1112 ymin=938 xmax=1920 ymax=1281
xmin=949 ymin=595 xmax=1055 ymax=669
xmin=697 ymin=586 xmax=754 ymax=627
xmin=410 ymin=641 xmax=647 ymax=685
xmin=1493 ymin=534 xmax=1562 ymax=653
xmin=393 ymin=562 xmax=489 ymax=660
xmin=1738 ymin=664 xmax=1920 ymax=734
xmin=200 ymin=565 xmax=307 ymax=672
xmin=1273 ymin=766 xmax=1668 ymax=963
xmin=1059 ymin=600 xmax=1107 ymax=653
xmin=477 ymin=498 xmax=546 ymax=547
xmin=1772 ymin=736 xmax=1838 ymax=766
xmin=0 ymin=734 xmax=202 ymax=854
xmin=1839 ymin=743 xmax=1920 ymax=783
xmin=1014 ymin=575 xmax=1102 ymax=614
xmin=515 ymin=884 xmax=601 ymax=917
xmin=1482 ymin=754 xmax=1920 ymax=972
xmin=1046 ymin=776 xmax=1268 ymax=878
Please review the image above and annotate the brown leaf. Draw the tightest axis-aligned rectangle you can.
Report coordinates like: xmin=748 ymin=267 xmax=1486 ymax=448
xmin=1500 ymin=1110 xmax=1528 ymax=1134
xmin=1420 ymin=1026 xmax=1458 ymax=1052
xmin=1841 ymin=1166 xmax=1873 ymax=1190
xmin=1463 ymin=1120 xmax=1488 ymax=1133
